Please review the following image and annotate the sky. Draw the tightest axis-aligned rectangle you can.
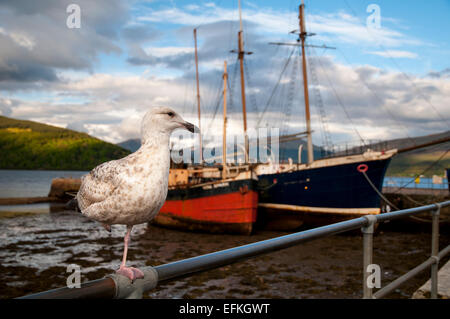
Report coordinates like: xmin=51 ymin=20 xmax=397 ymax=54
xmin=0 ymin=0 xmax=449 ymax=148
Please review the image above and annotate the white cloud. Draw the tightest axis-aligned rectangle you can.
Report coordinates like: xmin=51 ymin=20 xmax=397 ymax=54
xmin=367 ymin=50 xmax=418 ymax=59
xmin=0 ymin=27 xmax=35 ymax=50
xmin=136 ymin=4 xmax=422 ymax=48
xmin=143 ymin=46 xmax=194 ymax=57
xmin=5 ymin=54 xmax=449 ymax=145
xmin=1 ymin=1 xmax=447 ymax=147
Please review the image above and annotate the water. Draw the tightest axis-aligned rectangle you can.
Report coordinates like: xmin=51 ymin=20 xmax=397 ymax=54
xmin=0 ymin=211 xmax=448 ymax=299
xmin=0 ymin=170 xmax=446 ymax=199
xmin=383 ymin=176 xmax=448 ymax=190
xmin=0 ymin=169 xmax=88 ymax=198
xmin=0 ymin=170 xmax=448 ymax=299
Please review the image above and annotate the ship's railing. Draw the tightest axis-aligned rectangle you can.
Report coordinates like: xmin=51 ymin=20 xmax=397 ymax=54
xmin=319 ymin=139 xmax=389 ymax=159
xmin=18 ymin=200 xmax=450 ymax=299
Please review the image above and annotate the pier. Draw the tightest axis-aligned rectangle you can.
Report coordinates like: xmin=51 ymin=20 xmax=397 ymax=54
xmin=383 ymin=187 xmax=448 ymax=197
xmin=18 ymin=200 xmax=450 ymax=299
xmin=413 ymin=260 xmax=450 ymax=299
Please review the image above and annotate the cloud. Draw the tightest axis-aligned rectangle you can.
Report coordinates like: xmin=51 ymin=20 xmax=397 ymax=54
xmin=1 ymin=1 xmax=447 ymax=147
xmin=367 ymin=50 xmax=418 ymax=59
xmin=427 ymin=68 xmax=450 ymax=79
xmin=0 ymin=0 xmax=128 ymax=89
xmin=121 ymin=24 xmax=160 ymax=43
xmin=4 ymin=53 xmax=449 ymax=145
xmin=136 ymin=4 xmax=422 ymax=48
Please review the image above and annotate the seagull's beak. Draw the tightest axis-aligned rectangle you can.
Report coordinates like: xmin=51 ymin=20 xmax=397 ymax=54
xmin=182 ymin=121 xmax=199 ymax=133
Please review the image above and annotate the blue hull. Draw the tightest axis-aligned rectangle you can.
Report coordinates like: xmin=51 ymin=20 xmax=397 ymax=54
xmin=258 ymin=158 xmax=392 ymax=209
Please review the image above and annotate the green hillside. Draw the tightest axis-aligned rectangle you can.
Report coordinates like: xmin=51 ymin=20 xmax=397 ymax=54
xmin=343 ymin=130 xmax=449 ymax=177
xmin=368 ymin=130 xmax=449 ymax=177
xmin=0 ymin=116 xmax=130 ymax=170
xmin=386 ymin=146 xmax=449 ymax=177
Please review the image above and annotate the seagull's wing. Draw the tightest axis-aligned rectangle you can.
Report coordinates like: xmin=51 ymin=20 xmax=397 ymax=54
xmin=77 ymin=159 xmax=123 ymax=211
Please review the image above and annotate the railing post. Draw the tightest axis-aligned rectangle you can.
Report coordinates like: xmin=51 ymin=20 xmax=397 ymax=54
xmin=362 ymin=215 xmax=377 ymax=299
xmin=107 ymin=267 xmax=158 ymax=299
xmin=430 ymin=204 xmax=440 ymax=299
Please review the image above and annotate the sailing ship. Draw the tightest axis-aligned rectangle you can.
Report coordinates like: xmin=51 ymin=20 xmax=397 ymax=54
xmin=157 ymin=0 xmax=397 ymax=231
xmin=252 ymin=1 xmax=397 ymax=228
xmin=58 ymin=1 xmax=446 ymax=234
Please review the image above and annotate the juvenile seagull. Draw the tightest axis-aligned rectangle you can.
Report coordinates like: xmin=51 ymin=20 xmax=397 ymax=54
xmin=76 ymin=107 xmax=197 ymax=281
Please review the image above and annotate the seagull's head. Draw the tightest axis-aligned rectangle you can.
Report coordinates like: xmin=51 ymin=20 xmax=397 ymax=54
xmin=141 ymin=107 xmax=199 ymax=143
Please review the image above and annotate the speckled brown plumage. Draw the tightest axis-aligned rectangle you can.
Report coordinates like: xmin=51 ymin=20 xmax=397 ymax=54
xmin=76 ymin=106 xmax=195 ymax=228
xmin=75 ymin=106 xmax=197 ymax=281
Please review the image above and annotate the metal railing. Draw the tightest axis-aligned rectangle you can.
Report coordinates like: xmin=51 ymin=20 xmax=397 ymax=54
xmin=18 ymin=201 xmax=450 ymax=299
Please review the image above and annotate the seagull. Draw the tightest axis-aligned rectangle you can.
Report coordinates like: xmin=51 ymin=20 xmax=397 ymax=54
xmin=76 ymin=107 xmax=197 ymax=281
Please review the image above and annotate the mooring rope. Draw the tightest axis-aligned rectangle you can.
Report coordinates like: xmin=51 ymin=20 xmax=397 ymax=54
xmin=360 ymin=168 xmax=450 ymax=224
xmin=360 ymin=170 xmax=399 ymax=211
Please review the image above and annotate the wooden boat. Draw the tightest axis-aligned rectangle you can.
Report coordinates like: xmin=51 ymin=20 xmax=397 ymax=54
xmin=255 ymin=150 xmax=395 ymax=229
xmin=250 ymin=1 xmax=397 ymax=228
xmin=151 ymin=35 xmax=259 ymax=234
xmin=153 ymin=166 xmax=258 ymax=235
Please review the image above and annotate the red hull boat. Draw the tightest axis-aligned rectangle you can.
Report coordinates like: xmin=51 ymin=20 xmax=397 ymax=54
xmin=152 ymin=168 xmax=258 ymax=235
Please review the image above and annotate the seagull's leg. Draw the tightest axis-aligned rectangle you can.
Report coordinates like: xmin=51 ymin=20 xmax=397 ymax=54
xmin=116 ymin=225 xmax=144 ymax=281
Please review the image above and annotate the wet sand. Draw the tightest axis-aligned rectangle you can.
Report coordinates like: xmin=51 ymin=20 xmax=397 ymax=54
xmin=0 ymin=208 xmax=449 ymax=299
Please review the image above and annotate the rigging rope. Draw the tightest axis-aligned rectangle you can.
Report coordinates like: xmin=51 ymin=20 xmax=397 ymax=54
xmin=315 ymin=55 xmax=367 ymax=146
xmin=342 ymin=0 xmax=449 ymax=128
xmin=203 ymin=88 xmax=223 ymax=140
xmin=336 ymin=49 xmax=418 ymax=147
xmin=307 ymin=46 xmax=333 ymax=153
xmin=390 ymin=148 xmax=449 ymax=193
xmin=361 ymin=157 xmax=450 ymax=224
xmin=257 ymin=47 xmax=296 ymax=128
xmin=244 ymin=58 xmax=259 ymax=115
xmin=280 ymin=51 xmax=300 ymax=160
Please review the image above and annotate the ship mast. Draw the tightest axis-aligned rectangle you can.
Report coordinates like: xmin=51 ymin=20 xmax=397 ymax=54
xmin=299 ymin=0 xmax=314 ymax=164
xmin=269 ymin=2 xmax=334 ymax=164
xmin=222 ymin=61 xmax=228 ymax=178
xmin=237 ymin=0 xmax=249 ymax=163
xmin=193 ymin=28 xmax=203 ymax=163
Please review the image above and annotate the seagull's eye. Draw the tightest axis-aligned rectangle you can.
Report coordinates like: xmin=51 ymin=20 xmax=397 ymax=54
xmin=167 ymin=112 xmax=175 ymax=117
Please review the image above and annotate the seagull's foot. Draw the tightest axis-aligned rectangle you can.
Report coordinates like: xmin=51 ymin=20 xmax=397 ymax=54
xmin=116 ymin=266 xmax=144 ymax=281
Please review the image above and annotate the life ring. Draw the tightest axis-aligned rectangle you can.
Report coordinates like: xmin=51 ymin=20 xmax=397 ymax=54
xmin=357 ymin=164 xmax=368 ymax=173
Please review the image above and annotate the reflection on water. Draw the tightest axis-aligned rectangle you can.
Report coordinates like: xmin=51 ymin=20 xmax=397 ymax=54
xmin=0 ymin=169 xmax=88 ymax=198
xmin=0 ymin=202 xmax=67 ymax=217
xmin=0 ymin=208 xmax=147 ymax=289
xmin=0 ymin=203 xmax=51 ymax=214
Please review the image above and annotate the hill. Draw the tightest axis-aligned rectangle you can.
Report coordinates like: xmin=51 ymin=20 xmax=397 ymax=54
xmin=329 ymin=131 xmax=449 ymax=177
xmin=368 ymin=130 xmax=449 ymax=153
xmin=350 ymin=131 xmax=449 ymax=177
xmin=118 ymin=131 xmax=449 ymax=177
xmin=386 ymin=144 xmax=449 ymax=177
xmin=118 ymin=138 xmax=141 ymax=153
xmin=118 ymin=137 xmax=326 ymax=163
xmin=0 ymin=116 xmax=130 ymax=170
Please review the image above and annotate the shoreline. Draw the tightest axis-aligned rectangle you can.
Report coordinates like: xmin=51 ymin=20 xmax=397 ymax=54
xmin=0 ymin=196 xmax=62 ymax=205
